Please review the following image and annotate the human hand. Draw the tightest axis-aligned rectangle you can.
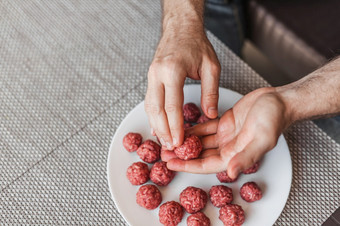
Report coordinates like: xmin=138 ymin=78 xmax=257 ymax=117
xmin=163 ymin=87 xmax=292 ymax=179
xmin=145 ymin=26 xmax=220 ymax=150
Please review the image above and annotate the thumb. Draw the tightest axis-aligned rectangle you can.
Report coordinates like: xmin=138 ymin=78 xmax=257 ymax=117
xmin=200 ymin=61 xmax=220 ymax=119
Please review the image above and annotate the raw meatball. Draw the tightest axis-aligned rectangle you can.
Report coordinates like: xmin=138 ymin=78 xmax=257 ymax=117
xmin=243 ymin=161 xmax=260 ymax=174
xmin=184 ymin=123 xmax=192 ymax=129
xmin=209 ymin=185 xmax=233 ymax=207
xmin=174 ymin=135 xmax=202 ymax=160
xmin=216 ymin=170 xmax=238 ymax=183
xmin=197 ymin=114 xmax=210 ymax=124
xmin=179 ymin=186 xmax=208 ymax=214
xmin=187 ymin=212 xmax=211 ymax=226
xmin=240 ymin=182 xmax=262 ymax=202
xmin=126 ymin=162 xmax=149 ymax=185
xmin=183 ymin=103 xmax=201 ymax=122
xmin=159 ymin=201 xmax=184 ymax=226
xmin=136 ymin=184 xmax=162 ymax=210
xmin=150 ymin=161 xmax=176 ymax=186
xmin=219 ymin=204 xmax=245 ymax=226
xmin=123 ymin=132 xmax=142 ymax=152
xmin=137 ymin=140 xmax=161 ymax=163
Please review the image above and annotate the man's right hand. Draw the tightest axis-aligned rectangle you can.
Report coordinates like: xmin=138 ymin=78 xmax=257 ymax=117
xmin=145 ymin=0 xmax=221 ymax=150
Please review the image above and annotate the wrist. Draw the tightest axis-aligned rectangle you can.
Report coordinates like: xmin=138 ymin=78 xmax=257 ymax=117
xmin=275 ymin=86 xmax=299 ymax=127
xmin=162 ymin=0 xmax=204 ymax=35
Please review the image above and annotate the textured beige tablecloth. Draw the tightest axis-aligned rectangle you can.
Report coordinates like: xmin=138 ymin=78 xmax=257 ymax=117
xmin=0 ymin=1 xmax=339 ymax=225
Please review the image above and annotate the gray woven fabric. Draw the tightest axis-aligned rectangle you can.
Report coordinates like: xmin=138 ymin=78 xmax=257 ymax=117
xmin=0 ymin=0 xmax=339 ymax=225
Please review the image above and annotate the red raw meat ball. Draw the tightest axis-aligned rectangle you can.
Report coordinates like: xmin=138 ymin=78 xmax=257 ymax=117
xmin=240 ymin=182 xmax=262 ymax=202
xmin=150 ymin=161 xmax=176 ymax=186
xmin=179 ymin=186 xmax=208 ymax=214
xmin=219 ymin=204 xmax=245 ymax=226
xmin=136 ymin=184 xmax=162 ymax=210
xmin=243 ymin=161 xmax=260 ymax=174
xmin=159 ymin=201 xmax=184 ymax=226
xmin=137 ymin=140 xmax=161 ymax=163
xmin=187 ymin=212 xmax=211 ymax=226
xmin=123 ymin=132 xmax=142 ymax=152
xmin=126 ymin=162 xmax=149 ymax=185
xmin=209 ymin=185 xmax=233 ymax=207
xmin=174 ymin=135 xmax=202 ymax=160
xmin=216 ymin=170 xmax=238 ymax=183
xmin=183 ymin=103 xmax=201 ymax=122
xmin=197 ymin=114 xmax=211 ymax=123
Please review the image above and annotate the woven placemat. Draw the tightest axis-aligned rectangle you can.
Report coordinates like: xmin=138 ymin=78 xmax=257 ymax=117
xmin=0 ymin=0 xmax=339 ymax=225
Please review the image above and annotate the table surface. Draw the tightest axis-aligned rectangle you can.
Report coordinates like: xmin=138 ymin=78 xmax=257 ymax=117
xmin=0 ymin=1 xmax=339 ymax=225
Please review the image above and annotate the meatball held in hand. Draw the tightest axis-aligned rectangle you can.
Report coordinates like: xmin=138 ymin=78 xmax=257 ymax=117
xmin=179 ymin=186 xmax=208 ymax=214
xmin=159 ymin=201 xmax=184 ymax=226
xmin=240 ymin=182 xmax=262 ymax=202
xmin=150 ymin=161 xmax=176 ymax=186
xmin=219 ymin=204 xmax=245 ymax=226
xmin=136 ymin=184 xmax=162 ymax=210
xmin=174 ymin=135 xmax=202 ymax=160
xmin=126 ymin=162 xmax=149 ymax=185
xmin=216 ymin=170 xmax=238 ymax=183
xmin=183 ymin=103 xmax=201 ymax=123
xmin=123 ymin=132 xmax=142 ymax=152
xmin=187 ymin=212 xmax=211 ymax=226
xmin=137 ymin=140 xmax=161 ymax=163
xmin=209 ymin=185 xmax=233 ymax=207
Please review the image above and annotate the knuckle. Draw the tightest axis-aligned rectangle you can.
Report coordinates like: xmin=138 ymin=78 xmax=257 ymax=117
xmin=151 ymin=58 xmax=178 ymax=72
xmin=148 ymin=64 xmax=159 ymax=80
xmin=162 ymin=59 xmax=183 ymax=78
xmin=148 ymin=61 xmax=160 ymax=73
xmin=210 ymin=62 xmax=221 ymax=77
xmin=149 ymin=58 xmax=184 ymax=82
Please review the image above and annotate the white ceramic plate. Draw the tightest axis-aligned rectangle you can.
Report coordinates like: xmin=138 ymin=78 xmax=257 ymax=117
xmin=107 ymin=84 xmax=292 ymax=226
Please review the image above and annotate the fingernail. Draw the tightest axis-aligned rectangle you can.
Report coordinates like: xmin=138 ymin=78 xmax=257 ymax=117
xmin=166 ymin=142 xmax=172 ymax=150
xmin=208 ymin=107 xmax=217 ymax=116
xmin=160 ymin=138 xmax=165 ymax=145
xmin=150 ymin=128 xmax=154 ymax=136
xmin=172 ymin=137 xmax=178 ymax=146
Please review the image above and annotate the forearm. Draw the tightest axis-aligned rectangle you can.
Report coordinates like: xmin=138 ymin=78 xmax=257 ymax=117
xmin=162 ymin=0 xmax=205 ymax=35
xmin=277 ymin=57 xmax=340 ymax=124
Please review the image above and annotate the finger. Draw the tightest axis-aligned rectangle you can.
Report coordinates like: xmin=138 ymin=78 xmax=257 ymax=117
xmin=199 ymin=148 xmax=219 ymax=158
xmin=164 ymin=80 xmax=185 ymax=147
xmin=147 ymin=69 xmax=174 ymax=149
xmin=200 ymin=60 xmax=220 ymax=119
xmin=161 ymin=149 xmax=178 ymax=162
xmin=145 ymin=82 xmax=172 ymax=148
xmin=226 ymin=139 xmax=267 ymax=179
xmin=167 ymin=154 xmax=226 ymax=174
xmin=185 ymin=119 xmax=219 ymax=137
xmin=201 ymin=134 xmax=218 ymax=149
xmin=145 ymin=80 xmax=164 ymax=144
